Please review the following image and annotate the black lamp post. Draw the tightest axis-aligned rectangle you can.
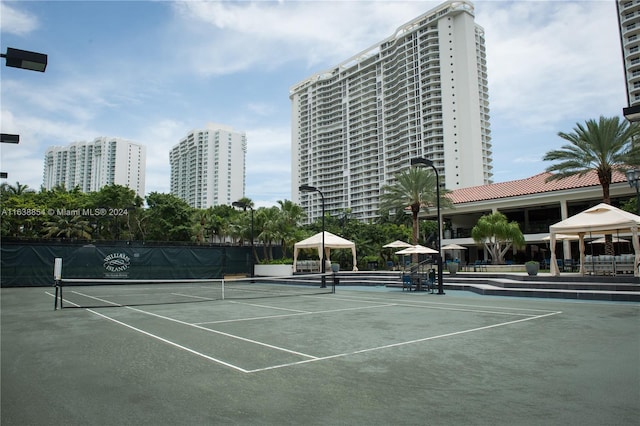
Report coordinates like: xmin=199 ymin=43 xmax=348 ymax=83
xmin=1 ymin=47 xmax=47 ymax=72
xmin=232 ymin=201 xmax=254 ymax=278
xmin=1 ymin=47 xmax=47 ymax=179
xmin=626 ymin=169 xmax=640 ymax=215
xmin=410 ymin=157 xmax=444 ymax=295
xmin=299 ymin=184 xmax=326 ymax=288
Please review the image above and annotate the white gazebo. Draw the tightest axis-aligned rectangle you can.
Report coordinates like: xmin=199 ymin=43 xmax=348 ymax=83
xmin=293 ymin=231 xmax=358 ymax=272
xmin=548 ymin=203 xmax=640 ymax=276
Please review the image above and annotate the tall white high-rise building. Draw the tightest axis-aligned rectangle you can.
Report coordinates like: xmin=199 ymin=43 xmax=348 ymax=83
xmin=618 ymin=0 xmax=640 ymax=120
xmin=291 ymin=0 xmax=491 ymax=222
xmin=170 ymin=123 xmax=247 ymax=208
xmin=43 ymin=137 xmax=146 ymax=197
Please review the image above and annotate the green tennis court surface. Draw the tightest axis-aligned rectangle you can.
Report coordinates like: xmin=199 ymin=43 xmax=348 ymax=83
xmin=2 ymin=285 xmax=638 ymax=425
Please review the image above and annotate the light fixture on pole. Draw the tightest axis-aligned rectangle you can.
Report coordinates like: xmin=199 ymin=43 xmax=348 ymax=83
xmin=625 ymin=169 xmax=640 ymax=215
xmin=1 ymin=132 xmax=21 ymax=180
xmin=1 ymin=47 xmax=47 ymax=72
xmin=410 ymin=157 xmax=444 ymax=295
xmin=0 ymin=134 xmax=20 ymax=144
xmin=232 ymin=201 xmax=255 ymax=279
xmin=1 ymin=47 xmax=47 ymax=179
xmin=299 ymin=184 xmax=327 ymax=288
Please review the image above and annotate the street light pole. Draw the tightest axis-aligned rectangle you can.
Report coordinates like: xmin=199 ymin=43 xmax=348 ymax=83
xmin=410 ymin=157 xmax=444 ymax=295
xmin=626 ymin=169 xmax=640 ymax=215
xmin=232 ymin=201 xmax=254 ymax=278
xmin=1 ymin=47 xmax=48 ymax=180
xmin=299 ymin=184 xmax=327 ymax=288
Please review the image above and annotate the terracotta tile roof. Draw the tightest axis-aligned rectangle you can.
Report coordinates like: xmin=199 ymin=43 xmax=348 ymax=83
xmin=449 ymin=171 xmax=629 ymax=204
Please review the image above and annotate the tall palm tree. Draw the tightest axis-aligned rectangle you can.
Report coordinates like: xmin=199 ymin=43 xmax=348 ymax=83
xmin=544 ymin=116 xmax=640 ymax=255
xmin=379 ymin=167 xmax=452 ymax=247
xmin=277 ymin=199 xmax=306 ymax=257
xmin=543 ymin=116 xmax=640 ymax=203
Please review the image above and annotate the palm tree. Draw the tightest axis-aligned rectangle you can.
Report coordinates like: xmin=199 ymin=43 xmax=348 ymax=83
xmin=192 ymin=209 xmax=210 ymax=244
xmin=543 ymin=116 xmax=640 ymax=204
xmin=544 ymin=116 xmax=640 ymax=255
xmin=471 ymin=212 xmax=525 ymax=264
xmin=1 ymin=181 xmax=34 ymax=196
xmin=379 ymin=167 xmax=452 ymax=247
xmin=42 ymin=215 xmax=92 ymax=240
xmin=277 ymin=199 xmax=306 ymax=258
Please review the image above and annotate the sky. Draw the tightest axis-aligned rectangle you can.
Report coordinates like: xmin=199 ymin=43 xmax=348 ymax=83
xmin=0 ymin=0 xmax=626 ymax=208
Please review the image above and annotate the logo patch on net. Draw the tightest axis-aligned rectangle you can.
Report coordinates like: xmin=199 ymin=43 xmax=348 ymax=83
xmin=103 ymin=253 xmax=131 ymax=273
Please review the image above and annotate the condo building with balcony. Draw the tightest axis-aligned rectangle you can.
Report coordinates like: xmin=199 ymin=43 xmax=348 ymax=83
xmin=43 ymin=137 xmax=146 ymax=197
xmin=291 ymin=0 xmax=491 ymax=222
xmin=618 ymin=0 xmax=640 ymax=120
xmin=169 ymin=123 xmax=247 ymax=209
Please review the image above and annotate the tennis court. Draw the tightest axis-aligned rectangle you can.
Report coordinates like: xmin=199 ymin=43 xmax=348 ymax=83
xmin=2 ymin=279 xmax=638 ymax=425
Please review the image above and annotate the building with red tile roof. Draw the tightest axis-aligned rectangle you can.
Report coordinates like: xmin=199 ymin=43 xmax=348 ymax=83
xmin=418 ymin=170 xmax=636 ymax=265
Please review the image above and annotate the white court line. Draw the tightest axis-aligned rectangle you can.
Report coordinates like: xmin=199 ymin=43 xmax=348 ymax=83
xmin=47 ymin=290 xmax=562 ymax=374
xmin=70 ymin=290 xmax=123 ymax=306
xmin=171 ymin=293 xmax=217 ymax=301
xmin=122 ymin=305 xmax=319 ymax=359
xmin=87 ymin=309 xmax=251 ymax=373
xmin=314 ymin=293 xmax=559 ymax=314
xmin=195 ymin=303 xmax=397 ymax=325
xmin=227 ymin=300 xmax=311 ymax=313
xmin=311 ymin=294 xmax=544 ymax=317
xmin=246 ymin=310 xmax=563 ymax=373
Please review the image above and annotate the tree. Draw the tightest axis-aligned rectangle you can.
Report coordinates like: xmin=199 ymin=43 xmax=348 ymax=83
xmin=276 ymin=199 xmax=306 ymax=258
xmin=144 ymin=192 xmax=193 ymax=241
xmin=544 ymin=116 xmax=640 ymax=204
xmin=42 ymin=215 xmax=92 ymax=240
xmin=471 ymin=212 xmax=525 ymax=265
xmin=379 ymin=167 xmax=452 ymax=248
xmin=1 ymin=181 xmax=35 ymax=196
xmin=86 ymin=184 xmax=142 ymax=240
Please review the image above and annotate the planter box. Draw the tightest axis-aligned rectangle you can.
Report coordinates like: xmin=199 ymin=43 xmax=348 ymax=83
xmin=254 ymin=264 xmax=293 ymax=277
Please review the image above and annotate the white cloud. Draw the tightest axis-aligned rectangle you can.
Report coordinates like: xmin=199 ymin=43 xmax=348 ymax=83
xmin=170 ymin=1 xmax=432 ymax=75
xmin=0 ymin=1 xmax=38 ymax=36
xmin=478 ymin=1 xmax=625 ymax=130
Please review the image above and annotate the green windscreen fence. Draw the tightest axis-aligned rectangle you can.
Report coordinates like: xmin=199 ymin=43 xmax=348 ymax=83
xmin=1 ymin=241 xmax=253 ymax=287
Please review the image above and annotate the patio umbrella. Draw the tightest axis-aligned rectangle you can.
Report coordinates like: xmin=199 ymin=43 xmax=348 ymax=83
xmin=395 ymin=244 xmax=438 ymax=254
xmin=441 ymin=243 xmax=467 ymax=250
xmin=588 ymin=236 xmax=630 ymax=244
xmin=383 ymin=240 xmax=413 ymax=248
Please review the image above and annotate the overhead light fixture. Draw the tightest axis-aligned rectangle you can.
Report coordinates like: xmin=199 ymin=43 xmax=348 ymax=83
xmin=1 ymin=47 xmax=48 ymax=72
xmin=0 ymin=134 xmax=20 ymax=144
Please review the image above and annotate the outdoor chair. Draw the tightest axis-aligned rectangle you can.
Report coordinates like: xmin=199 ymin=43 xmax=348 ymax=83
xmin=473 ymin=260 xmax=487 ymax=272
xmin=563 ymin=259 xmax=575 ymax=272
xmin=402 ymin=274 xmax=414 ymax=291
xmin=423 ymin=269 xmax=436 ymax=293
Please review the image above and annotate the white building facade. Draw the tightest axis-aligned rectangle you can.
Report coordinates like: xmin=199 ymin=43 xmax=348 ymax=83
xmin=43 ymin=137 xmax=146 ymax=197
xmin=618 ymin=0 xmax=640 ymax=119
xmin=170 ymin=123 xmax=247 ymax=209
xmin=291 ymin=0 xmax=492 ymax=222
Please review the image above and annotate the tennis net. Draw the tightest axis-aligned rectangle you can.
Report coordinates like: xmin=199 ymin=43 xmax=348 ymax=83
xmin=53 ymin=273 xmax=334 ymax=309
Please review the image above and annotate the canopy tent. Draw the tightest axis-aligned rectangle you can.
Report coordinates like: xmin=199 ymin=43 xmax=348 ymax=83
xmin=293 ymin=231 xmax=358 ymax=272
xmin=548 ymin=203 xmax=640 ymax=276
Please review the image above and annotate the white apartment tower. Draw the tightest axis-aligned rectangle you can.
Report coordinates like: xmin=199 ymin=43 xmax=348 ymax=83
xmin=170 ymin=123 xmax=247 ymax=208
xmin=291 ymin=0 xmax=492 ymax=222
xmin=618 ymin=0 xmax=640 ymax=120
xmin=43 ymin=137 xmax=146 ymax=197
